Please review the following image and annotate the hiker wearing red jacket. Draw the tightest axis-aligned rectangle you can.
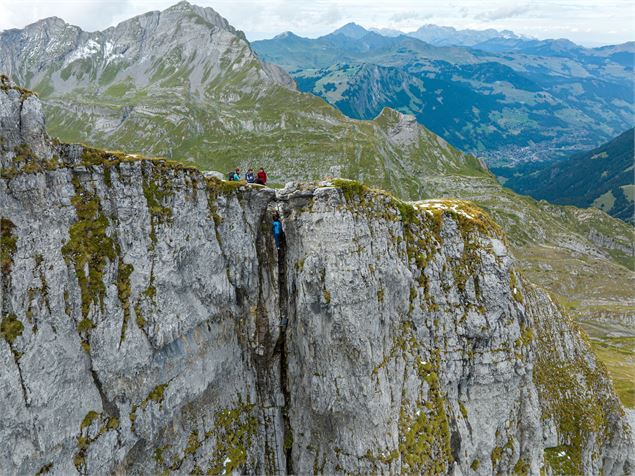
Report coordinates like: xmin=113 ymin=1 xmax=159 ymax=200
xmin=256 ymin=168 xmax=267 ymax=185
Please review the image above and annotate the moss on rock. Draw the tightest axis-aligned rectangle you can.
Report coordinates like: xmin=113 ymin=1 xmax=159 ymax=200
xmin=533 ymin=290 xmax=622 ymax=475
xmin=129 ymin=383 xmax=170 ymax=432
xmin=206 ymin=399 xmax=258 ymax=475
xmin=0 ymin=218 xmax=17 ymax=274
xmin=331 ymin=178 xmax=370 ymax=203
xmin=1 ymin=313 xmax=24 ymax=345
xmin=510 ymin=271 xmax=524 ymax=304
xmin=62 ymin=176 xmax=117 ymax=321
xmin=80 ymin=411 xmax=100 ymax=430
xmin=396 ymin=347 xmax=453 ymax=474
xmin=74 ymin=410 xmax=120 ymax=472
xmin=142 ymin=167 xmax=175 ymax=248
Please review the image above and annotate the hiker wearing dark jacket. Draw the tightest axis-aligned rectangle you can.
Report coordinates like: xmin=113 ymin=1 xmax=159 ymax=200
xmin=227 ymin=168 xmax=240 ymax=181
xmin=256 ymin=168 xmax=267 ymax=185
xmin=272 ymin=213 xmax=283 ymax=249
xmin=246 ymin=168 xmax=255 ymax=183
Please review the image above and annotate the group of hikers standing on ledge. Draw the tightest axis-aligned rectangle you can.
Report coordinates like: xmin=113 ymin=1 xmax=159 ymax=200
xmin=226 ymin=167 xmax=281 ymax=250
xmin=228 ymin=167 xmax=267 ymax=184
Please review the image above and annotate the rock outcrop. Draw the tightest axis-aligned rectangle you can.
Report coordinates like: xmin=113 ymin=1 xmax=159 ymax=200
xmin=1 ymin=79 xmax=633 ymax=475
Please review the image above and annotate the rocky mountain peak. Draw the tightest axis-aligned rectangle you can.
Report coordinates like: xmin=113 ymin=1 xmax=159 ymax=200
xmin=20 ymin=16 xmax=74 ymax=33
xmin=158 ymin=0 xmax=235 ymax=34
xmin=28 ymin=16 xmax=66 ymax=28
xmin=0 ymin=1 xmax=295 ymax=97
xmin=102 ymin=1 xmax=240 ymax=48
xmin=169 ymin=0 xmax=194 ymax=8
xmin=274 ymin=31 xmax=301 ymax=40
xmin=331 ymin=22 xmax=369 ymax=39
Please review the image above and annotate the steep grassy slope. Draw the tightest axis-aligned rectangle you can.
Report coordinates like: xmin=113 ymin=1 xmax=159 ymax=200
xmin=499 ymin=128 xmax=634 ymax=224
xmin=0 ymin=3 xmax=485 ymax=198
xmin=42 ymin=92 xmax=485 ymax=198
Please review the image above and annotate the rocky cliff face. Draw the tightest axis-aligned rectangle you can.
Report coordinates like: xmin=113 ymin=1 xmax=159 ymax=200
xmin=2 ymin=2 xmax=632 ymax=359
xmin=1 ymin=79 xmax=633 ymax=475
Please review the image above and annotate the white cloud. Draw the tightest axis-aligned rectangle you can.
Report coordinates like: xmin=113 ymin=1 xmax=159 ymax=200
xmin=389 ymin=11 xmax=434 ymax=23
xmin=320 ymin=5 xmax=343 ymax=24
xmin=0 ymin=0 xmax=633 ymax=46
xmin=476 ymin=4 xmax=534 ymax=21
xmin=0 ymin=0 xmax=137 ymax=31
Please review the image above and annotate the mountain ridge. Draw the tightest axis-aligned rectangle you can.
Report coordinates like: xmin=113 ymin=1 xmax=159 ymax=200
xmin=253 ymin=28 xmax=634 ymax=164
xmin=1 ymin=5 xmax=633 ymax=411
xmin=291 ymin=21 xmax=630 ymax=51
xmin=1 ymin=75 xmax=633 ymax=475
xmin=397 ymin=23 xmax=523 ymax=47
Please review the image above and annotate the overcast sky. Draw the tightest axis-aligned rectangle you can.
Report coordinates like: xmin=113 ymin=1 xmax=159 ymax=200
xmin=1 ymin=0 xmax=633 ymax=46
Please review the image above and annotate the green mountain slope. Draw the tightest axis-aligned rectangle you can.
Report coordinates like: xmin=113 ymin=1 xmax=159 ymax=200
xmin=0 ymin=2 xmax=484 ymax=198
xmin=500 ymin=128 xmax=634 ymax=224
xmin=1 ymin=2 xmax=633 ymax=405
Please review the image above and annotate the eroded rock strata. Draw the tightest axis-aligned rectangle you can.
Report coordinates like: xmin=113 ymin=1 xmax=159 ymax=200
xmin=0 ymin=78 xmax=632 ymax=475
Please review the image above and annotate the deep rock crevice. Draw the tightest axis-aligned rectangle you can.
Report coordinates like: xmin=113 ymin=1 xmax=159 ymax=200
xmin=275 ymin=233 xmax=293 ymax=476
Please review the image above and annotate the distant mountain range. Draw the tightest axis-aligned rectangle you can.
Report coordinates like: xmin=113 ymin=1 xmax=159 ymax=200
xmin=328 ymin=22 xmax=634 ymax=60
xmin=498 ymin=128 xmax=635 ymax=224
xmin=367 ymin=23 xmax=525 ymax=47
xmin=252 ymin=24 xmax=634 ymax=166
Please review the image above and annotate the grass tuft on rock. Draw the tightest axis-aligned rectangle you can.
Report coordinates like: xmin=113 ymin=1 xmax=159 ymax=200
xmin=0 ymin=218 xmax=17 ymax=274
xmin=1 ymin=313 xmax=24 ymax=345
xmin=62 ymin=176 xmax=117 ymax=320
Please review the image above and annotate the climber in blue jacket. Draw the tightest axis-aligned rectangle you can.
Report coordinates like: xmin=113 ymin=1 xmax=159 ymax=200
xmin=272 ymin=213 xmax=283 ymax=250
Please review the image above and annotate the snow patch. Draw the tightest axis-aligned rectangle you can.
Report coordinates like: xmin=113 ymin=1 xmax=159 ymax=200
xmin=64 ymin=39 xmax=100 ymax=66
xmin=104 ymin=41 xmax=124 ymax=64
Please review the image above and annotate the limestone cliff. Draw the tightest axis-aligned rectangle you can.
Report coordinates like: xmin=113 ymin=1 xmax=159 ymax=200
xmin=0 ymin=78 xmax=632 ymax=475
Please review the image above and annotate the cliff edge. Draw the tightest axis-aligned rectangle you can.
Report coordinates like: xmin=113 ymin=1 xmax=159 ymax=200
xmin=0 ymin=77 xmax=633 ymax=475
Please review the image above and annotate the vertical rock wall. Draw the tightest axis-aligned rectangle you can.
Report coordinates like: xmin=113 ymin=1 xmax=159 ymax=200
xmin=0 ymin=78 xmax=632 ymax=475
